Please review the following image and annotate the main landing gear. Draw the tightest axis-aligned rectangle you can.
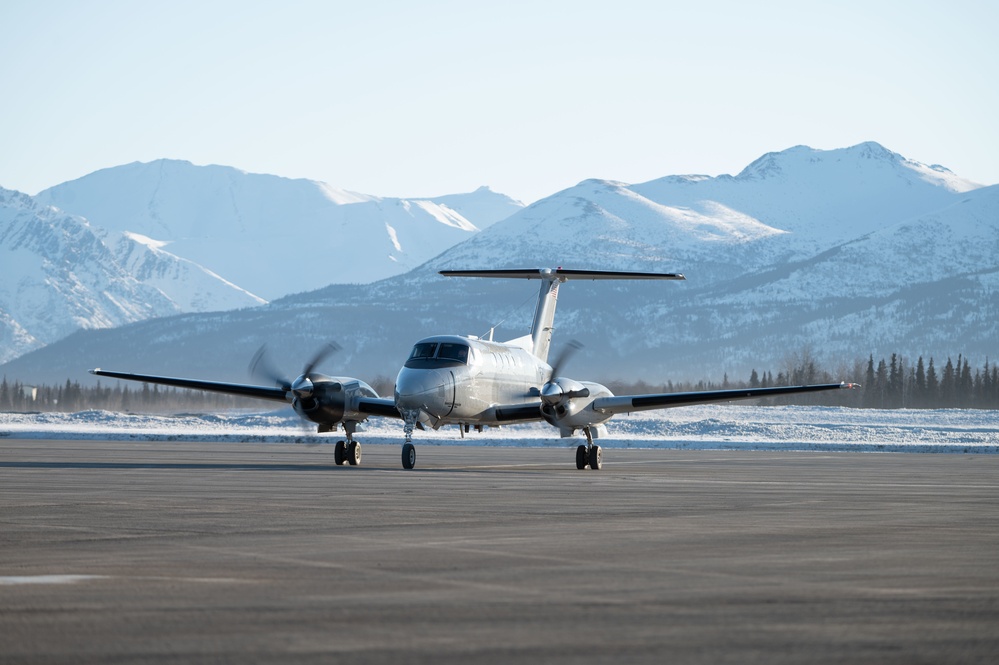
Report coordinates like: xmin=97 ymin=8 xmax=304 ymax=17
xmin=575 ymin=427 xmax=602 ymax=470
xmin=333 ymin=421 xmax=361 ymax=466
xmin=333 ymin=439 xmax=361 ymax=466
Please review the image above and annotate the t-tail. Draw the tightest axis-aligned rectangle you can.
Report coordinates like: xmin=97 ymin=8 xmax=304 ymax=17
xmin=440 ymin=268 xmax=685 ymax=363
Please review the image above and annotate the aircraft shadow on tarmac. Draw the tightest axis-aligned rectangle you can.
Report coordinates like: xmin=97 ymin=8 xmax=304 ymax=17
xmin=0 ymin=460 xmax=535 ymax=473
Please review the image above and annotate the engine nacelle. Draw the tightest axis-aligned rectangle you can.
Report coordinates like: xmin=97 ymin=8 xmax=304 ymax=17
xmin=540 ymin=379 xmax=614 ymax=434
xmin=292 ymin=374 xmax=378 ymax=426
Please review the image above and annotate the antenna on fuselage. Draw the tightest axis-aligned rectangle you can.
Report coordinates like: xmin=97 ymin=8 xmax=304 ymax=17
xmin=440 ymin=268 xmax=686 ymax=363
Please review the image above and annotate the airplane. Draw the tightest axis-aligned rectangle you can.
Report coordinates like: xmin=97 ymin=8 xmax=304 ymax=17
xmin=91 ymin=268 xmax=858 ymax=470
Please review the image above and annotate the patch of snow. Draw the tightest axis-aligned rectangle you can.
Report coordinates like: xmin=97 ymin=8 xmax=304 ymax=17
xmin=1 ymin=406 xmax=995 ymax=454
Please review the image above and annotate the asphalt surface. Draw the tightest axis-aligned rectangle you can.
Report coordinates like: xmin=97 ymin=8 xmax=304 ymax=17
xmin=2 ymin=439 xmax=998 ymax=664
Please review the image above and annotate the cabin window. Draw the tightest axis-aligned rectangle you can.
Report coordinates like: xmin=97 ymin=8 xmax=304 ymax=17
xmin=409 ymin=342 xmax=438 ymax=360
xmin=438 ymin=343 xmax=469 ymax=363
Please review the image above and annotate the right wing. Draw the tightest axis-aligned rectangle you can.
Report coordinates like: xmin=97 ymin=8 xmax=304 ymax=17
xmin=90 ymin=369 xmax=289 ymax=402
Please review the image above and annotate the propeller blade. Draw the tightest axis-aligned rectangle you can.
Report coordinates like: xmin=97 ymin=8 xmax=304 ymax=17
xmin=537 ymin=340 xmax=584 ymax=403
xmin=549 ymin=339 xmax=582 ymax=379
xmin=302 ymin=342 xmax=342 ymax=378
xmin=249 ymin=345 xmax=291 ymax=391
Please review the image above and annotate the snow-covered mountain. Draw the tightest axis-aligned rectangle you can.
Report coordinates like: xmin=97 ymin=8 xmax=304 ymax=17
xmin=433 ymin=142 xmax=980 ymax=279
xmin=0 ymin=187 xmax=264 ymax=363
xmin=35 ymin=160 xmax=524 ymax=300
xmin=2 ymin=142 xmax=994 ymax=386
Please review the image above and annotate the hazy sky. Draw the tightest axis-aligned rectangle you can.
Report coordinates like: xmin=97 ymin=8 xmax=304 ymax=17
xmin=1 ymin=0 xmax=996 ymax=203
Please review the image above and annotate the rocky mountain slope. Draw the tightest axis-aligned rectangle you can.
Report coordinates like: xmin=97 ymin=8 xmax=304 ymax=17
xmin=0 ymin=187 xmax=264 ymax=363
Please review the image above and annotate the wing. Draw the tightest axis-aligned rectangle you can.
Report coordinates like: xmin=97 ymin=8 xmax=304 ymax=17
xmin=493 ymin=402 xmax=546 ymax=423
xmin=90 ymin=369 xmax=288 ymax=401
xmin=91 ymin=368 xmax=404 ymax=420
xmin=593 ymin=382 xmax=858 ymax=415
xmin=357 ymin=397 xmax=403 ymax=419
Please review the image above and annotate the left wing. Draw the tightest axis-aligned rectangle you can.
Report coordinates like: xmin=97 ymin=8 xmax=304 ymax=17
xmin=486 ymin=383 xmax=856 ymax=425
xmin=593 ymin=382 xmax=858 ymax=415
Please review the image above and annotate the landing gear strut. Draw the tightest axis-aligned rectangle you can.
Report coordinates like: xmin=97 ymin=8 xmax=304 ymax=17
xmin=576 ymin=427 xmax=601 ymax=470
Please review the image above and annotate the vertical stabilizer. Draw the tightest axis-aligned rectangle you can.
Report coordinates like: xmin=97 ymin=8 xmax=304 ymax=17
xmin=528 ymin=270 xmax=561 ymax=362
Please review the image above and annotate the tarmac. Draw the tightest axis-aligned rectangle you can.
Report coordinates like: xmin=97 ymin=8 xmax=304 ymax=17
xmin=2 ymin=438 xmax=998 ymax=664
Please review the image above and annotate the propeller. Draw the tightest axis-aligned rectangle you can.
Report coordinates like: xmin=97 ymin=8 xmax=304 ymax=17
xmin=302 ymin=342 xmax=341 ymax=378
xmin=249 ymin=342 xmax=342 ymax=400
xmin=249 ymin=342 xmax=344 ymax=441
xmin=549 ymin=339 xmax=582 ymax=382
xmin=249 ymin=344 xmax=292 ymax=391
xmin=540 ymin=340 xmax=589 ymax=407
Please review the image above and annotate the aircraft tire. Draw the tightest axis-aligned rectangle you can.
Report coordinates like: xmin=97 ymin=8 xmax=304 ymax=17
xmin=334 ymin=440 xmax=346 ymax=466
xmin=588 ymin=445 xmax=602 ymax=470
xmin=347 ymin=441 xmax=361 ymax=466
xmin=575 ymin=445 xmax=588 ymax=470
xmin=402 ymin=443 xmax=416 ymax=469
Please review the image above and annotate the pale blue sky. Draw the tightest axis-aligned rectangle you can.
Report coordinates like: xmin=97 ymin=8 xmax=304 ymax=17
xmin=1 ymin=0 xmax=996 ymax=203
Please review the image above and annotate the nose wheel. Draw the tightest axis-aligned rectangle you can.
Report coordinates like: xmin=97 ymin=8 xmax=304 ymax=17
xmin=401 ymin=411 xmax=418 ymax=469
xmin=402 ymin=443 xmax=416 ymax=469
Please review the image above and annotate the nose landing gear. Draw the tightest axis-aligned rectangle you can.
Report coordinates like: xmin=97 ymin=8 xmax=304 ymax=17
xmin=401 ymin=411 xmax=418 ymax=469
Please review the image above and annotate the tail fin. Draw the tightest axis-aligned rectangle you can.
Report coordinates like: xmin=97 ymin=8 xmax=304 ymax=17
xmin=440 ymin=268 xmax=685 ymax=363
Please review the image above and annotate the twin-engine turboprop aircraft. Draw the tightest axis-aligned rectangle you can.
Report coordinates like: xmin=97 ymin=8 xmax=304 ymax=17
xmin=91 ymin=268 xmax=857 ymax=469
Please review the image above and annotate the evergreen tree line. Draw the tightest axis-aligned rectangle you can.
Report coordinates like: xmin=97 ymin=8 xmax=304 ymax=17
xmin=0 ymin=378 xmax=266 ymax=413
xmin=608 ymin=351 xmax=999 ymax=410
xmin=859 ymin=354 xmax=998 ymax=410
xmin=1 ymin=354 xmax=997 ymax=413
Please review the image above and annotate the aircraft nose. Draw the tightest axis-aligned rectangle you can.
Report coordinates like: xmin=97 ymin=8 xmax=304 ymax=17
xmin=394 ymin=367 xmax=451 ymax=414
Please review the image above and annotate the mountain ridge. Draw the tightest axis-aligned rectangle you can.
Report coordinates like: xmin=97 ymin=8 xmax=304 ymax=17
xmin=2 ymin=142 xmax=994 ymax=385
xmin=35 ymin=159 xmax=525 ymax=299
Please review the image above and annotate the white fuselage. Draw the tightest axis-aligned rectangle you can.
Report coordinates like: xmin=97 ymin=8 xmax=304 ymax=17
xmin=394 ymin=334 xmax=614 ymax=433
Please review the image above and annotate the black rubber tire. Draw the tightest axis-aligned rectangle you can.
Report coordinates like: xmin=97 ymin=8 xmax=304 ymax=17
xmin=402 ymin=443 xmax=416 ymax=469
xmin=347 ymin=441 xmax=361 ymax=466
xmin=588 ymin=444 xmax=602 ymax=470
xmin=334 ymin=440 xmax=346 ymax=466
xmin=576 ymin=445 xmax=588 ymax=469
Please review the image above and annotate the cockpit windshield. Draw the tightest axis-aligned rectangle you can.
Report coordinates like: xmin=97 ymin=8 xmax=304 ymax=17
xmin=406 ymin=341 xmax=470 ymax=366
xmin=437 ymin=343 xmax=469 ymax=363
xmin=409 ymin=342 xmax=438 ymax=360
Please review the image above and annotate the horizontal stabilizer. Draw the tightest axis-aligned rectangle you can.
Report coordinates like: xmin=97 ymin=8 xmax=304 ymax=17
xmin=441 ymin=268 xmax=685 ymax=281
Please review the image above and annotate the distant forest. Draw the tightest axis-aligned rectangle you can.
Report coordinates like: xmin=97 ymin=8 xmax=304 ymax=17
xmin=2 ymin=352 xmax=997 ymax=413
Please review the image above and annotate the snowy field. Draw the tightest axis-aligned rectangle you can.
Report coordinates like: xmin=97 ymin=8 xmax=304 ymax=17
xmin=1 ymin=405 xmax=997 ymax=453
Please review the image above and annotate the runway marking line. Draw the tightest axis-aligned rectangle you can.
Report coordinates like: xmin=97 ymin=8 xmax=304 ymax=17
xmin=0 ymin=575 xmax=107 ymax=585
